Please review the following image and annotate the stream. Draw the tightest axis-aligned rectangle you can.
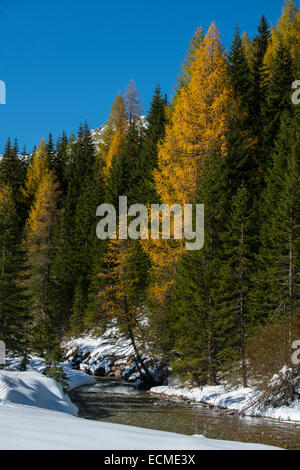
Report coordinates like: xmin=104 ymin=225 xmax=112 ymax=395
xmin=69 ymin=377 xmax=300 ymax=450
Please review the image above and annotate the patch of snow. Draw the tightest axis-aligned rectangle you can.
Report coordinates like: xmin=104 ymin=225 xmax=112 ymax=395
xmin=0 ymin=370 xmax=77 ymax=415
xmin=63 ymin=327 xmax=136 ymax=377
xmin=150 ymin=384 xmax=300 ymax=423
xmin=0 ymin=358 xmax=282 ymax=450
xmin=62 ymin=365 xmax=96 ymax=390
xmin=5 ymin=356 xmax=96 ymax=391
xmin=0 ymin=403 xmax=280 ymax=450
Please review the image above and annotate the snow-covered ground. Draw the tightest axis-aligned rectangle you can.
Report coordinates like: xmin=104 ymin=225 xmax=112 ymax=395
xmin=0 ymin=325 xmax=295 ymax=449
xmin=0 ymin=370 xmax=78 ymax=415
xmin=5 ymin=356 xmax=97 ymax=391
xmin=0 ymin=401 xmax=279 ymax=450
xmin=150 ymin=383 xmax=300 ymax=424
xmin=0 ymin=368 xmax=280 ymax=449
xmin=64 ymin=326 xmax=135 ymax=376
xmin=63 ymin=325 xmax=166 ymax=385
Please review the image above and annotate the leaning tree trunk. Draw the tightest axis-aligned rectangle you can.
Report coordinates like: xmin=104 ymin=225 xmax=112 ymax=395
xmin=123 ymin=292 xmax=157 ymax=386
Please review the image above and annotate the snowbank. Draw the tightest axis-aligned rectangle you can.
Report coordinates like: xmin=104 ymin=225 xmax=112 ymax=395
xmin=5 ymin=356 xmax=96 ymax=390
xmin=63 ymin=365 xmax=97 ymax=390
xmin=150 ymin=384 xmax=300 ymax=423
xmin=0 ymin=361 xmax=281 ymax=449
xmin=64 ymin=327 xmax=137 ymax=378
xmin=0 ymin=403 xmax=280 ymax=450
xmin=64 ymin=326 xmax=167 ymax=386
xmin=5 ymin=356 xmax=97 ymax=391
xmin=0 ymin=370 xmax=77 ymax=415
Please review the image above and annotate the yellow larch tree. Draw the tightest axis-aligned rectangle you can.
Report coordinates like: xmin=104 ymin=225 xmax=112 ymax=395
xmin=24 ymin=170 xmax=60 ymax=325
xmin=97 ymin=93 xmax=128 ymax=180
xmin=264 ymin=0 xmax=300 ymax=73
xmin=155 ymin=22 xmax=235 ymax=207
xmin=177 ymin=26 xmax=204 ymax=91
xmin=242 ymin=32 xmax=255 ymax=71
xmin=142 ymin=22 xmax=237 ymax=305
xmin=22 ymin=138 xmax=50 ymax=203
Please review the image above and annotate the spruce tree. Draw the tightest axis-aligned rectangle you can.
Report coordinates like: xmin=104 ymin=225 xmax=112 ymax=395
xmin=228 ymin=27 xmax=262 ymax=195
xmin=23 ymin=170 xmax=61 ymax=362
xmin=252 ymin=108 xmax=300 ymax=334
xmin=58 ymin=123 xmax=96 ymax=321
xmin=53 ymin=132 xmax=69 ymax=195
xmin=168 ymin=150 xmax=226 ymax=385
xmin=0 ymin=138 xmax=27 ymax=223
xmin=132 ymin=85 xmax=167 ymax=205
xmin=0 ymin=185 xmax=29 ymax=357
xmin=106 ymin=119 xmax=142 ymax=209
xmin=261 ymin=42 xmax=294 ymax=169
xmin=252 ymin=15 xmax=271 ymax=135
xmin=69 ymin=156 xmax=107 ymax=333
xmin=228 ymin=27 xmax=254 ymax=117
xmin=46 ymin=133 xmax=56 ymax=169
xmin=219 ymin=184 xmax=255 ymax=386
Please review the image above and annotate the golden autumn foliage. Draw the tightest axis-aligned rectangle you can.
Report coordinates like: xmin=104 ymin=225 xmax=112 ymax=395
xmin=22 ymin=139 xmax=50 ymax=203
xmin=98 ymin=93 xmax=128 ymax=180
xmin=26 ymin=172 xmax=60 ymax=237
xmin=24 ymin=170 xmax=60 ymax=322
xmin=95 ymin=94 xmax=123 ymax=157
xmin=105 ymin=124 xmax=127 ymax=179
xmin=155 ymin=22 xmax=235 ymax=207
xmin=177 ymin=26 xmax=204 ymax=90
xmin=0 ymin=185 xmax=17 ymax=236
xmin=242 ymin=32 xmax=255 ymax=71
xmin=141 ymin=238 xmax=183 ymax=305
xmin=97 ymin=238 xmax=134 ymax=320
xmin=264 ymin=0 xmax=300 ymax=72
xmin=141 ymin=22 xmax=239 ymax=305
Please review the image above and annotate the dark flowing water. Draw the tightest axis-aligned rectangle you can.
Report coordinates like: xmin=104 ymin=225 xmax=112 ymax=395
xmin=69 ymin=377 xmax=300 ymax=450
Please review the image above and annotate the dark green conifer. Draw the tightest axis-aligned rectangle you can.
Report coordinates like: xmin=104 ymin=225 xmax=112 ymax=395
xmin=261 ymin=42 xmax=294 ymax=169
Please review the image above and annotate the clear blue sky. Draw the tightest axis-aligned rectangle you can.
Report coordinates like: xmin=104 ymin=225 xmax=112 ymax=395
xmin=0 ymin=0 xmax=288 ymax=152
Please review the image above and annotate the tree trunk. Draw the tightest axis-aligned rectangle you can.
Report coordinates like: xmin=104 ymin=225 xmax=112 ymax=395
xmin=123 ymin=292 xmax=156 ymax=386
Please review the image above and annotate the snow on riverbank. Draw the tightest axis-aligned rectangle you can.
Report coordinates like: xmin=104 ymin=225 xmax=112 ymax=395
xmin=63 ymin=326 xmax=164 ymax=384
xmin=5 ymin=356 xmax=97 ymax=391
xmin=0 ymin=358 xmax=96 ymax=417
xmin=64 ymin=326 xmax=134 ymax=376
xmin=0 ymin=358 xmax=284 ymax=450
xmin=150 ymin=384 xmax=300 ymax=423
xmin=64 ymin=329 xmax=300 ymax=423
xmin=64 ymin=365 xmax=97 ymax=390
xmin=64 ymin=325 xmax=168 ymax=386
xmin=0 ymin=370 xmax=78 ymax=415
xmin=0 ymin=365 xmax=281 ymax=449
xmin=0 ymin=402 xmax=280 ymax=450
